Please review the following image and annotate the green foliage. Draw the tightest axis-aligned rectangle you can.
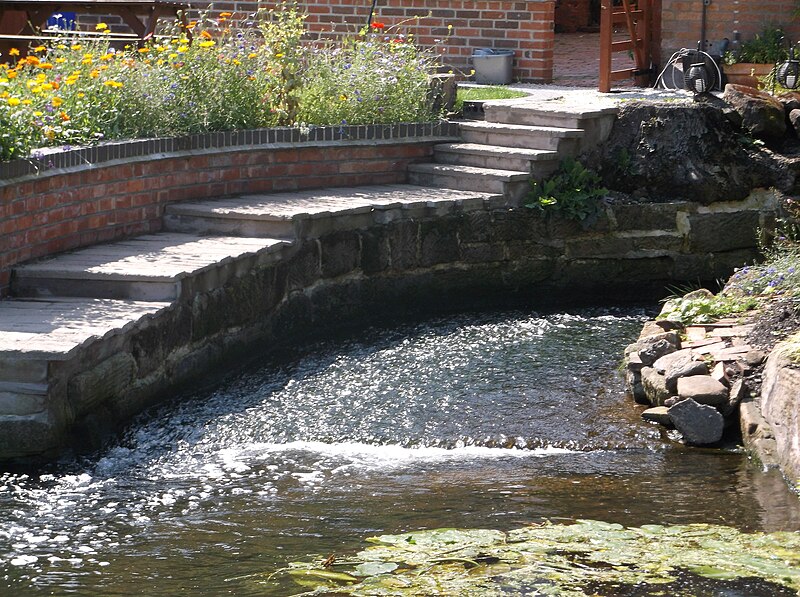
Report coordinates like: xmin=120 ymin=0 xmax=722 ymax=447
xmin=726 ymin=26 xmax=789 ymax=64
xmin=658 ymin=291 xmax=758 ymax=324
xmin=526 ymin=157 xmax=607 ymax=222
xmin=268 ymin=520 xmax=800 ymax=595
xmin=0 ymin=4 xmax=442 ymax=160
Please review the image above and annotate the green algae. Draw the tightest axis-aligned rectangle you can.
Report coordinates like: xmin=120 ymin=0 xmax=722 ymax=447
xmin=276 ymin=520 xmax=800 ymax=596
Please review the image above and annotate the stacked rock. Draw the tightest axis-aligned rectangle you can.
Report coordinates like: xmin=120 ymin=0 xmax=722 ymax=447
xmin=623 ymin=298 xmax=765 ymax=446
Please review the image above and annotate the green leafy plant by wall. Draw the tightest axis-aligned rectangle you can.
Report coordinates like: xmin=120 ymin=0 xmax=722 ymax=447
xmin=525 ymin=157 xmax=607 ymax=222
xmin=724 ymin=26 xmax=789 ymax=64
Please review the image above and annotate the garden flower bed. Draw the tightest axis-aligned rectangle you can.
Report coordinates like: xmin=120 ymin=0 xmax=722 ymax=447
xmin=0 ymin=5 xmax=444 ymax=162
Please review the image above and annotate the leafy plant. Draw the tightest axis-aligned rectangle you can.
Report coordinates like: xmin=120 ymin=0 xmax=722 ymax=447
xmin=526 ymin=157 xmax=607 ymax=222
xmin=726 ymin=26 xmax=789 ymax=64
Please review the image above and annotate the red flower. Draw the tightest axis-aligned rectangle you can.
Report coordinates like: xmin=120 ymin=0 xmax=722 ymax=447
xmin=371 ymin=22 xmax=385 ymax=30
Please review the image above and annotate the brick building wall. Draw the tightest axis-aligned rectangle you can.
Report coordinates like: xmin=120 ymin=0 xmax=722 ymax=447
xmin=659 ymin=0 xmax=800 ymax=59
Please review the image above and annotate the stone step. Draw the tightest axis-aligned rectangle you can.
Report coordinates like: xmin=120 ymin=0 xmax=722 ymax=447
xmin=164 ymin=184 xmax=500 ymax=239
xmin=458 ymin=121 xmax=584 ymax=155
xmin=0 ymin=297 xmax=170 ymax=389
xmin=433 ymin=143 xmax=561 ymax=178
xmin=484 ymin=102 xmax=617 ymax=129
xmin=407 ymin=163 xmax=530 ymax=201
xmin=11 ymin=234 xmax=291 ymax=302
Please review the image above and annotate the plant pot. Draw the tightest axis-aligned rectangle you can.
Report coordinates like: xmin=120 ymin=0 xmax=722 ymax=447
xmin=722 ymin=63 xmax=774 ymax=89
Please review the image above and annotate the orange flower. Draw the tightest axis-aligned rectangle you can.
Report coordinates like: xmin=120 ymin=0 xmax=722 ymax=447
xmin=200 ymin=30 xmax=213 ymax=40
xmin=219 ymin=11 xmax=232 ymax=17
xmin=371 ymin=22 xmax=385 ymax=29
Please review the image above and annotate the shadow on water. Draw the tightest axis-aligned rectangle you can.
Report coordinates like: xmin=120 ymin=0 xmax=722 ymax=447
xmin=1 ymin=305 xmax=799 ymax=596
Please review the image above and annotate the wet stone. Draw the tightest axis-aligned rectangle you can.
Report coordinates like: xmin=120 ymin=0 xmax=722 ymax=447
xmin=668 ymin=398 xmax=725 ymax=445
xmin=642 ymin=406 xmax=672 ymax=426
xmin=641 ymin=367 xmax=670 ymax=406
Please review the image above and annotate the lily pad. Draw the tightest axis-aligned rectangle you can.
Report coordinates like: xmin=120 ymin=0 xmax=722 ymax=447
xmin=279 ymin=520 xmax=800 ymax=595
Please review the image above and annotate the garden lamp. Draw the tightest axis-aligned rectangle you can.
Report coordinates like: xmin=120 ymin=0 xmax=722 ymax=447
xmin=777 ymin=44 xmax=800 ymax=89
xmin=684 ymin=42 xmax=712 ymax=95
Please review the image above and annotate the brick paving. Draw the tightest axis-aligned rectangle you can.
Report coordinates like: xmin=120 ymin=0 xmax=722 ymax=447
xmin=553 ymin=32 xmax=637 ymax=88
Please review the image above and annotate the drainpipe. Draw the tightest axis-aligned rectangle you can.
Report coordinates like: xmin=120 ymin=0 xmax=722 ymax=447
xmin=367 ymin=0 xmax=379 ymax=28
xmin=700 ymin=0 xmax=711 ymax=51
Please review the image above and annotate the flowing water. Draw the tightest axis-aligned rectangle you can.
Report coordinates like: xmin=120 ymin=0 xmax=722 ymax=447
xmin=1 ymin=307 xmax=799 ymax=596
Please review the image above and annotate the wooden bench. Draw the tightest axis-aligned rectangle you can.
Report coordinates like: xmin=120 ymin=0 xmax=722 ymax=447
xmin=0 ymin=0 xmax=190 ymax=57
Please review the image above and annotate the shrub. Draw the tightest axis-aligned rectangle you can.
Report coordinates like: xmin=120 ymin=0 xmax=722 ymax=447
xmin=525 ymin=157 xmax=607 ymax=222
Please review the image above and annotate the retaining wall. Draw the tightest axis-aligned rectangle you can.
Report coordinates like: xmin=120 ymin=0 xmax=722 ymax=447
xmin=0 ymin=138 xmax=781 ymax=460
xmin=0 ymin=122 xmax=458 ymax=297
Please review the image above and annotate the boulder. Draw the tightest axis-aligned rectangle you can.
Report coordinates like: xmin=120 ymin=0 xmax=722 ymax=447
xmin=760 ymin=344 xmax=800 ymax=488
xmin=653 ymin=349 xmax=709 ymax=393
xmin=723 ymin=84 xmax=787 ymax=142
xmin=641 ymin=367 xmax=671 ymax=406
xmin=582 ymin=102 xmax=792 ymax=204
xmin=626 ymin=368 xmax=648 ymax=405
xmin=668 ymin=398 xmax=725 ymax=445
xmin=676 ymin=375 xmax=729 ymax=407
xmin=721 ymin=378 xmax=747 ymax=418
xmin=790 ymin=108 xmax=800 ymax=138
xmin=642 ymin=406 xmax=672 ymax=426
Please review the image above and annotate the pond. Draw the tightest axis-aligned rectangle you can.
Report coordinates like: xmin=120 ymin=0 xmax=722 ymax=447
xmin=1 ymin=307 xmax=799 ymax=595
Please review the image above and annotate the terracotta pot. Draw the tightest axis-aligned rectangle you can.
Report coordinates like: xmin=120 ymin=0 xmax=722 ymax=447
xmin=722 ymin=63 xmax=775 ymax=89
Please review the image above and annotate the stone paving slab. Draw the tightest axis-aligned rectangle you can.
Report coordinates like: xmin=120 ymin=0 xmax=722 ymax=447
xmin=0 ymin=297 xmax=170 ymax=357
xmin=167 ymin=184 xmax=500 ymax=220
xmin=14 ymin=233 xmax=289 ymax=281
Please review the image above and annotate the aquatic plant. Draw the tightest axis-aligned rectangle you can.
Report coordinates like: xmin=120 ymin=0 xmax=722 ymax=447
xmin=258 ymin=519 xmax=800 ymax=595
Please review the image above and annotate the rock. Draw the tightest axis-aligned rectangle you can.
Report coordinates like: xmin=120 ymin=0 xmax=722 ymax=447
xmin=760 ymin=344 xmax=800 ymax=488
xmin=710 ymin=361 xmax=730 ymax=387
xmin=723 ymin=84 xmax=787 ymax=142
xmin=676 ymin=375 xmax=729 ymax=407
xmin=721 ymin=378 xmax=747 ymax=418
xmin=637 ymin=333 xmax=679 ymax=367
xmin=664 ymin=396 xmax=685 ymax=407
xmin=583 ymin=103 xmax=792 ymax=204
xmin=641 ymin=367 xmax=671 ymax=406
xmin=626 ymin=368 xmax=648 ymax=405
xmin=638 ymin=320 xmax=667 ymax=339
xmin=790 ymin=109 xmax=800 ymax=138
xmin=668 ymin=398 xmax=725 ymax=445
xmin=626 ymin=351 xmax=644 ymax=373
xmin=642 ymin=406 xmax=672 ymax=426
xmin=739 ymin=396 xmax=779 ymax=467
xmin=743 ymin=349 xmax=767 ymax=368
xmin=654 ymin=349 xmax=709 ymax=393
xmin=778 ymin=91 xmax=800 ymax=114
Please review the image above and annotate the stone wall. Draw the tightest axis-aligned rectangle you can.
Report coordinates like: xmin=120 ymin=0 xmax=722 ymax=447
xmin=6 ymin=185 xmax=780 ymax=462
xmin=0 ymin=123 xmax=458 ymax=297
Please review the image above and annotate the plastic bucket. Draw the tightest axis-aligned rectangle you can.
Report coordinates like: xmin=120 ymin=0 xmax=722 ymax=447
xmin=471 ymin=49 xmax=514 ymax=85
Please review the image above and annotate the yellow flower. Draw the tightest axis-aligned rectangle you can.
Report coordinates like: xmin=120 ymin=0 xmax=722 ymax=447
xmin=96 ymin=22 xmax=108 ymax=31
xmin=32 ymin=45 xmax=46 ymax=53
xmin=103 ymin=80 xmax=123 ymax=88
xmin=22 ymin=99 xmax=31 ymax=104
xmin=9 ymin=48 xmax=19 ymax=56
xmin=51 ymin=96 xmax=63 ymax=107
xmin=198 ymin=40 xmax=215 ymax=48
xmin=177 ymin=45 xmax=189 ymax=53
xmin=55 ymin=57 xmax=66 ymax=64
xmin=31 ymin=86 xmax=42 ymax=93
xmin=35 ymin=73 xmax=46 ymax=82
xmin=168 ymin=53 xmax=178 ymax=59
xmin=57 ymin=44 xmax=67 ymax=50
xmin=89 ymin=69 xmax=99 ymax=78
xmin=248 ymin=52 xmax=257 ymax=59
xmin=77 ymin=92 xmax=85 ymax=98
xmin=82 ymin=56 xmax=92 ymax=65
xmin=0 ymin=91 xmax=8 ymax=98
xmin=340 ymin=93 xmax=347 ymax=101
xmin=38 ymin=62 xmax=53 ymax=69
xmin=41 ymin=83 xmax=53 ymax=91
xmin=7 ymin=71 xmax=17 ymax=79
xmin=33 ymin=110 xmax=42 ymax=116
xmin=71 ymin=44 xmax=81 ymax=51
xmin=101 ymin=53 xmax=115 ymax=60
xmin=7 ymin=96 xmax=20 ymax=106
xmin=137 ymin=48 xmax=149 ymax=54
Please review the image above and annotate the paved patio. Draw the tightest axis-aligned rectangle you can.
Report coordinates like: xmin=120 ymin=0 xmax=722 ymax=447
xmin=553 ymin=32 xmax=637 ymax=88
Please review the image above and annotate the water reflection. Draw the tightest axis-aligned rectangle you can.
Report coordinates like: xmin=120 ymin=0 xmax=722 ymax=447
xmin=1 ymin=307 xmax=798 ymax=596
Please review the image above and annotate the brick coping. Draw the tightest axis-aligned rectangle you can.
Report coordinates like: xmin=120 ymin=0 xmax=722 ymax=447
xmin=0 ymin=121 xmax=460 ymax=183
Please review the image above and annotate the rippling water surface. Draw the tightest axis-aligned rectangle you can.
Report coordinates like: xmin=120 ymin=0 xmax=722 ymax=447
xmin=1 ymin=308 xmax=799 ymax=595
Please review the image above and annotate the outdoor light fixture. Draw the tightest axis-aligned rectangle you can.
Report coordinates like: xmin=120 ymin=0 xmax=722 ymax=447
xmin=777 ymin=45 xmax=800 ymax=90
xmin=684 ymin=42 xmax=712 ymax=95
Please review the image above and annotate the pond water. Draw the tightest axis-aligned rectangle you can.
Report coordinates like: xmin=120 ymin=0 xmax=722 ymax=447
xmin=1 ymin=307 xmax=799 ymax=596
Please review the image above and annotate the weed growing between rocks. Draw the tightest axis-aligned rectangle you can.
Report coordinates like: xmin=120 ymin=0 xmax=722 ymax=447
xmin=525 ymin=157 xmax=608 ymax=222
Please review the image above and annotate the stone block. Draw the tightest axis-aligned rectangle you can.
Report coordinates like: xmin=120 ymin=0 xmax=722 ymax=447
xmin=687 ymin=211 xmax=761 ymax=253
xmin=611 ymin=202 xmax=686 ymax=232
xmin=676 ymin=375 xmax=728 ymax=407
xmin=419 ymin=219 xmax=461 ymax=267
xmin=68 ymin=352 xmax=136 ymax=415
xmin=668 ymin=398 xmax=724 ymax=445
xmin=642 ymin=406 xmax=672 ymax=426
xmin=320 ymin=230 xmax=361 ymax=279
xmin=654 ymin=348 xmax=708 ymax=394
xmin=641 ymin=367 xmax=670 ymax=406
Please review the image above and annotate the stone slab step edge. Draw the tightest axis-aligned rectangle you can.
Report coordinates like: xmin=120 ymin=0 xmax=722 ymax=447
xmin=457 ymin=121 xmax=584 ymax=154
xmin=12 ymin=236 xmax=293 ymax=302
xmin=484 ymin=103 xmax=617 ymax=129
xmin=0 ymin=382 xmax=48 ymax=417
xmin=407 ymin=163 xmax=530 ymax=199
xmin=433 ymin=143 xmax=560 ymax=178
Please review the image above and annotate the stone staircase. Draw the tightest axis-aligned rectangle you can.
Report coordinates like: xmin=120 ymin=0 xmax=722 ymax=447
xmin=408 ymin=97 xmax=617 ymax=202
xmin=0 ymin=97 xmax=619 ymax=461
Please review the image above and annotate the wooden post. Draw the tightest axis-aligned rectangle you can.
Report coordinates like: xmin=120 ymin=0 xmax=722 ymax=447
xmin=599 ymin=0 xmax=612 ymax=92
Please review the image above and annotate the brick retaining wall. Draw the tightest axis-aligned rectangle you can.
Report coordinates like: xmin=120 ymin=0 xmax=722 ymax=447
xmin=0 ymin=122 xmax=459 ymax=297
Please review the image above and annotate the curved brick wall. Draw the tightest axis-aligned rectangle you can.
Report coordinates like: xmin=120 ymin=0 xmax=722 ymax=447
xmin=0 ymin=122 xmax=459 ymax=297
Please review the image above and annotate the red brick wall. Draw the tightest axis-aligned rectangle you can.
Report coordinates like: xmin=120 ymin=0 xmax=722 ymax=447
xmin=555 ymin=0 xmax=592 ymax=33
xmin=0 ymin=142 xmax=435 ymax=297
xmin=660 ymin=0 xmax=800 ymax=59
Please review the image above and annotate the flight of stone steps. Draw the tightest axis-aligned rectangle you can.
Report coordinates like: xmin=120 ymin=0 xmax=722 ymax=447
xmin=408 ymin=98 xmax=617 ymax=201
xmin=0 ymin=98 xmax=618 ymax=459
